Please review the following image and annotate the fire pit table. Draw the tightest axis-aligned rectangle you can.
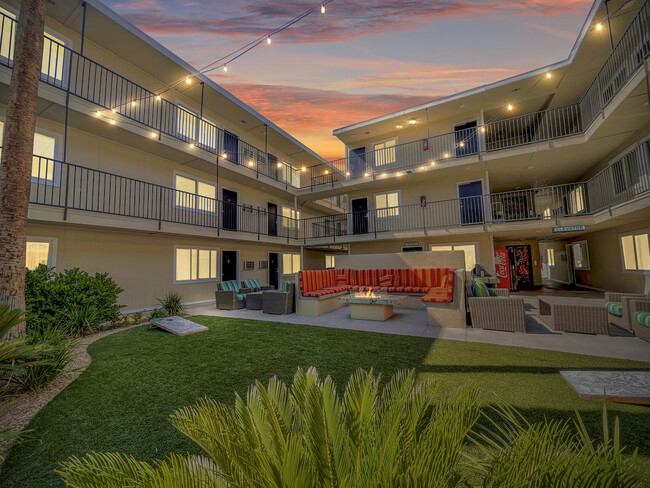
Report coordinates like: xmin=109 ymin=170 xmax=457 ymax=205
xmin=338 ymin=292 xmax=408 ymax=321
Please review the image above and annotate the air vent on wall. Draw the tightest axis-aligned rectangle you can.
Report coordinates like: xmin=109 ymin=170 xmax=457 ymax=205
xmin=243 ymin=261 xmax=254 ymax=270
xmin=259 ymin=261 xmax=268 ymax=269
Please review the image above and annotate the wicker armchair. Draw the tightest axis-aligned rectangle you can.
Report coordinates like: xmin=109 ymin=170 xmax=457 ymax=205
xmin=215 ymin=280 xmax=247 ymax=310
xmin=629 ymin=299 xmax=650 ymax=342
xmin=468 ymin=288 xmax=526 ymax=332
xmin=262 ymin=283 xmax=295 ymax=314
xmin=604 ymin=292 xmax=646 ymax=331
xmin=241 ymin=279 xmax=274 ymax=292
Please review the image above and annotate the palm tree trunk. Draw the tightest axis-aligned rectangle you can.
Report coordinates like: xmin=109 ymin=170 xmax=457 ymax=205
xmin=0 ymin=0 xmax=48 ymax=339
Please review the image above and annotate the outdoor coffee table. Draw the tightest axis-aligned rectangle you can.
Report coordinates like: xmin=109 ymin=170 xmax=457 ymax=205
xmin=245 ymin=292 xmax=263 ymax=310
xmin=338 ymin=293 xmax=408 ymax=321
xmin=537 ymin=296 xmax=608 ymax=335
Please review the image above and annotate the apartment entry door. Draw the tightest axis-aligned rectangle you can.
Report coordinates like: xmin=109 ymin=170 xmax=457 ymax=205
xmin=349 ymin=147 xmax=366 ymax=178
xmin=506 ymin=245 xmax=534 ymax=290
xmin=458 ymin=181 xmax=484 ymax=224
xmin=222 ymin=250 xmax=238 ymax=282
xmin=268 ymin=252 xmax=279 ymax=290
xmin=351 ymin=197 xmax=368 ymax=234
xmin=222 ymin=189 xmax=238 ymax=231
xmin=267 ymin=202 xmax=278 ymax=236
xmin=454 ymin=120 xmax=479 ymax=157
xmin=223 ymin=130 xmax=239 ymax=164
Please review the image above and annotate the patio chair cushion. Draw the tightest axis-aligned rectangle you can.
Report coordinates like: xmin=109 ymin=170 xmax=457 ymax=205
xmin=421 ymin=286 xmax=454 ymax=303
xmin=221 ymin=280 xmax=240 ymax=293
xmin=472 ymin=279 xmax=489 ymax=297
xmin=281 ymin=281 xmax=295 ymax=293
xmin=236 ymin=293 xmax=246 ymax=301
xmin=302 ymin=285 xmax=348 ymax=298
xmin=606 ymin=302 xmax=623 ymax=317
xmin=300 ymin=269 xmax=337 ymax=294
xmin=379 ymin=274 xmax=393 ymax=287
xmin=242 ymin=279 xmax=261 ymax=289
xmin=634 ymin=311 xmax=650 ymax=327
xmin=336 ymin=270 xmax=350 ymax=285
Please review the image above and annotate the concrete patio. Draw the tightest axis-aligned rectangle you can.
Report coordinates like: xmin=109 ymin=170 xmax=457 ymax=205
xmin=187 ymin=293 xmax=650 ymax=363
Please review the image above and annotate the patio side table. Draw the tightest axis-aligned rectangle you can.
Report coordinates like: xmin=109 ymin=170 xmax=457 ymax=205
xmin=246 ymin=292 xmax=263 ymax=310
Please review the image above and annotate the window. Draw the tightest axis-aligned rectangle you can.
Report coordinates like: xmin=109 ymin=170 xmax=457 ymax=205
xmin=198 ymin=118 xmax=217 ymax=149
xmin=176 ymin=105 xmax=197 ymax=142
xmin=282 ymin=252 xmax=301 ymax=275
xmin=282 ymin=206 xmax=300 ymax=229
xmin=373 ymin=138 xmax=397 ymax=167
xmin=430 ymin=243 xmax=477 ymax=271
xmin=620 ymin=230 xmax=650 ymax=272
xmin=571 ymin=241 xmax=590 ymax=270
xmin=568 ymin=186 xmax=585 ymax=214
xmin=546 ymin=248 xmax=555 ymax=267
xmin=375 ymin=191 xmax=400 ymax=218
xmin=174 ymin=173 xmax=216 ymax=212
xmin=25 ymin=237 xmax=56 ymax=270
xmin=325 ymin=255 xmax=335 ymax=269
xmin=175 ymin=246 xmax=219 ymax=283
xmin=542 ymin=207 xmax=552 ymax=220
xmin=0 ymin=121 xmax=60 ymax=184
xmin=0 ymin=7 xmax=15 ymax=61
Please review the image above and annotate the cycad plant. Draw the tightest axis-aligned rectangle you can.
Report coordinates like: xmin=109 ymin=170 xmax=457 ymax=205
xmin=56 ymin=367 xmax=640 ymax=488
xmin=156 ymin=292 xmax=185 ymax=316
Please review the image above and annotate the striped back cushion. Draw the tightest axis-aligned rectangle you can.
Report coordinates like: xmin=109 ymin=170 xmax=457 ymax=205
xmin=282 ymin=280 xmax=295 ymax=293
xmin=299 ymin=270 xmax=337 ymax=294
xmin=336 ymin=269 xmax=351 ymax=285
xmin=243 ymin=279 xmax=261 ymax=289
xmin=221 ymin=280 xmax=240 ymax=293
xmin=379 ymin=274 xmax=392 ymax=287
xmin=472 ymin=279 xmax=489 ymax=297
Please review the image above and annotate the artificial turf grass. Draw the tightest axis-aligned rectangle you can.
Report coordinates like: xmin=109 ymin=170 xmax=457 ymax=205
xmin=0 ymin=315 xmax=649 ymax=487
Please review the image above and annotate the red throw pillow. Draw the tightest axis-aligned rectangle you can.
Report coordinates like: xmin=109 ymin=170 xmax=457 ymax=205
xmin=379 ymin=274 xmax=392 ymax=287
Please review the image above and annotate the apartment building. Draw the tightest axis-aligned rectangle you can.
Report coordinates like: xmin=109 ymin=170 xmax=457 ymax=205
xmin=0 ymin=0 xmax=648 ymax=312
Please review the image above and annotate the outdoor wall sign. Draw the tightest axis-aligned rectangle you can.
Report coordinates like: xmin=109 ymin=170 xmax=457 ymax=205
xmin=553 ymin=225 xmax=586 ymax=233
xmin=404 ymin=241 xmax=419 ymax=247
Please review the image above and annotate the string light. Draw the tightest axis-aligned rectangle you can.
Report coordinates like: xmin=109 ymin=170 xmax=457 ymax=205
xmin=431 ymin=161 xmax=436 ymax=166
xmin=111 ymin=108 xmax=116 ymax=113
xmin=459 ymin=141 xmax=465 ymax=147
xmin=364 ymin=172 xmax=369 ymax=177
xmin=185 ymin=77 xmax=191 ymax=84
xmin=94 ymin=111 xmax=101 ymax=117
xmin=110 ymin=120 xmax=116 ymax=125
xmin=596 ymin=22 xmax=603 ymax=31
xmin=321 ymin=3 xmax=325 ymax=13
xmin=443 ymin=153 xmax=449 ymax=158
xmin=267 ymin=36 xmax=272 ymax=44
xmin=277 ymin=162 xmax=282 ymax=167
xmin=301 ymin=166 xmax=306 ymax=172
xmin=396 ymin=125 xmax=402 ymax=129
xmin=221 ymin=153 xmax=227 ymax=158
xmin=248 ymin=161 xmax=254 ymax=167
xmin=150 ymin=132 xmax=156 ymax=138
xmin=507 ymin=104 xmax=513 ymax=111
xmin=408 ymin=119 xmax=416 ymax=125
xmin=346 ymin=172 xmax=350 ymax=176
xmin=223 ymin=65 xmax=228 ymax=72
xmin=381 ymin=172 xmax=387 ymax=177
xmin=480 ymin=127 xmax=486 ymax=132
xmin=546 ymin=72 xmax=552 ymax=79
xmin=131 ymin=100 xmax=136 ymax=106
xmin=156 ymin=95 xmax=161 ymax=101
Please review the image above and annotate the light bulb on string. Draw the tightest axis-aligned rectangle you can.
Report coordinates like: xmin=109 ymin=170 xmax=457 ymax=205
xmin=185 ymin=77 xmax=191 ymax=84
xmin=156 ymin=95 xmax=161 ymax=101
xmin=223 ymin=65 xmax=228 ymax=72
xmin=267 ymin=36 xmax=272 ymax=44
xmin=321 ymin=4 xmax=325 ymax=13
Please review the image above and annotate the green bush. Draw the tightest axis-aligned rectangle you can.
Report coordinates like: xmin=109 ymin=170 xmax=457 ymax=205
xmin=59 ymin=304 xmax=100 ymax=337
xmin=25 ymin=265 xmax=124 ymax=333
xmin=148 ymin=308 xmax=168 ymax=319
xmin=156 ymin=292 xmax=185 ymax=316
xmin=21 ymin=329 xmax=78 ymax=391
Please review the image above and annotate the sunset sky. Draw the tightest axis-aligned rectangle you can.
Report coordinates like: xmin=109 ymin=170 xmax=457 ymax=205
xmin=105 ymin=0 xmax=594 ymax=160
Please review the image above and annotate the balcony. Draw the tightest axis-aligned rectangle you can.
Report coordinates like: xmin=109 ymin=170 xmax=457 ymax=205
xmin=27 ymin=143 xmax=649 ymax=243
xmin=1 ymin=1 xmax=649 ymax=193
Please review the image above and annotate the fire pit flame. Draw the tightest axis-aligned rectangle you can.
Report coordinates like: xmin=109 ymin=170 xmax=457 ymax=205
xmin=354 ymin=288 xmax=382 ymax=298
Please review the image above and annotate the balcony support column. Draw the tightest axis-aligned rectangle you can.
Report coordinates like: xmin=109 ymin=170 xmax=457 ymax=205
xmin=80 ymin=2 xmax=87 ymax=55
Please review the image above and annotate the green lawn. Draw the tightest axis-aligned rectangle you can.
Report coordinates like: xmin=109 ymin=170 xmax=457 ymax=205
xmin=1 ymin=316 xmax=649 ymax=487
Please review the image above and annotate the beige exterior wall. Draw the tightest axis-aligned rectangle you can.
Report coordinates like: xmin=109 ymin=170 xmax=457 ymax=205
xmin=27 ymin=222 xmax=298 ymax=311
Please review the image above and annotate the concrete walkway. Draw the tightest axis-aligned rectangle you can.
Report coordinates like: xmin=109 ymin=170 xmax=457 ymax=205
xmin=188 ymin=297 xmax=650 ymax=363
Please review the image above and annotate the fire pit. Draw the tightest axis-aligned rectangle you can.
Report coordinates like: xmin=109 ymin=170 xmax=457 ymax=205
xmin=338 ymin=289 xmax=408 ymax=321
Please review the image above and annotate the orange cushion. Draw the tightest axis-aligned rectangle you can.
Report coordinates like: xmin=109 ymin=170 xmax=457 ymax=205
xmin=379 ymin=274 xmax=392 ymax=287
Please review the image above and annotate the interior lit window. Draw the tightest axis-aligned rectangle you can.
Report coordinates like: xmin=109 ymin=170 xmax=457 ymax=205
xmin=373 ymin=138 xmax=397 ymax=167
xmin=175 ymin=246 xmax=218 ymax=282
xmin=176 ymin=106 xmax=197 ymax=141
xmin=26 ymin=238 xmax=55 ymax=270
xmin=620 ymin=231 xmax=650 ymax=271
xmin=325 ymin=255 xmax=335 ymax=269
xmin=375 ymin=191 xmax=400 ymax=218
xmin=569 ymin=186 xmax=585 ymax=214
xmin=283 ymin=252 xmax=301 ymax=275
xmin=174 ymin=174 xmax=215 ymax=212
xmin=430 ymin=243 xmax=477 ymax=271
xmin=0 ymin=7 xmax=15 ymax=61
xmin=546 ymin=248 xmax=555 ymax=267
xmin=32 ymin=132 xmax=57 ymax=182
xmin=282 ymin=206 xmax=300 ymax=229
xmin=42 ymin=32 xmax=66 ymax=82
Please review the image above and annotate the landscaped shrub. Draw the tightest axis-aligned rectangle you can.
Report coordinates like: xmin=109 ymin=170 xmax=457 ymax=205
xmin=25 ymin=265 xmax=124 ymax=333
xmin=148 ymin=307 xmax=168 ymax=319
xmin=20 ymin=328 xmax=78 ymax=391
xmin=156 ymin=292 xmax=185 ymax=316
xmin=56 ymin=367 xmax=639 ymax=487
xmin=59 ymin=304 xmax=100 ymax=336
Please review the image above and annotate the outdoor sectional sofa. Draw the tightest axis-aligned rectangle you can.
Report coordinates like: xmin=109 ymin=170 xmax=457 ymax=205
xmin=295 ymin=268 xmax=465 ymax=327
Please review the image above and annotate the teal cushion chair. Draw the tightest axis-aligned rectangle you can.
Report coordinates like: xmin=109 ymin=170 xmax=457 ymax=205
xmin=241 ymin=279 xmax=274 ymax=292
xmin=630 ymin=298 xmax=650 ymax=342
xmin=604 ymin=291 xmax=650 ymax=331
xmin=216 ymin=280 xmax=246 ymax=310
xmin=472 ymin=279 xmax=490 ymax=297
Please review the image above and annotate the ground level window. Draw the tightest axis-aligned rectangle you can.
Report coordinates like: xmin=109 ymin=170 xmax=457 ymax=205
xmin=571 ymin=241 xmax=589 ymax=270
xmin=175 ymin=246 xmax=218 ymax=283
xmin=430 ymin=243 xmax=477 ymax=271
xmin=26 ymin=237 xmax=56 ymax=270
xmin=325 ymin=255 xmax=335 ymax=268
xmin=283 ymin=253 xmax=300 ymax=275
xmin=620 ymin=230 xmax=650 ymax=271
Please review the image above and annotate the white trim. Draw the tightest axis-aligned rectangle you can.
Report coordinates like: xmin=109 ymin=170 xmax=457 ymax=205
xmin=618 ymin=228 xmax=650 ymax=273
xmin=173 ymin=245 xmax=220 ymax=284
xmin=26 ymin=236 xmax=57 ymax=269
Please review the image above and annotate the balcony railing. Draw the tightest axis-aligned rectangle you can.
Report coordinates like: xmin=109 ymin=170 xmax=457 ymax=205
xmin=1 ymin=1 xmax=648 ymax=192
xmin=27 ymin=142 xmax=649 ymax=243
